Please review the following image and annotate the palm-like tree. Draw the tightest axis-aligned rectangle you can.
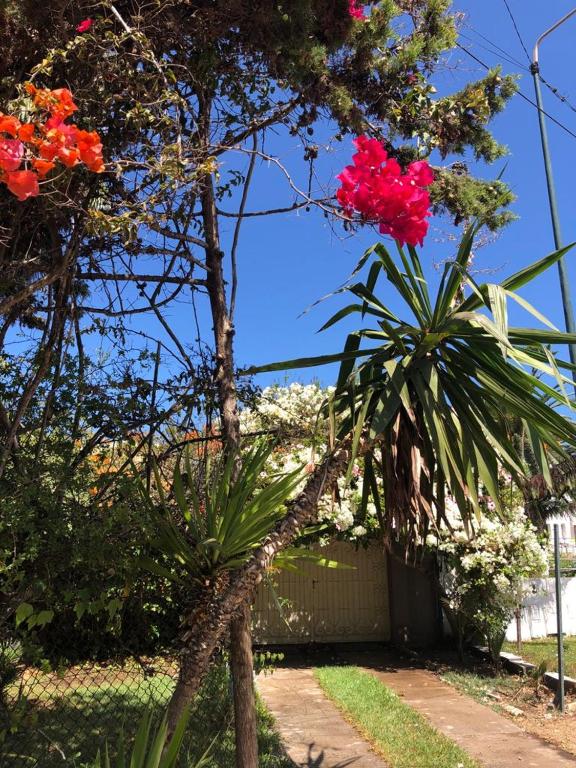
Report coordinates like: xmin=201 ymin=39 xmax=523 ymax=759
xmin=255 ymin=228 xmax=576 ymax=552
xmin=156 ymin=230 xmax=576 ymax=736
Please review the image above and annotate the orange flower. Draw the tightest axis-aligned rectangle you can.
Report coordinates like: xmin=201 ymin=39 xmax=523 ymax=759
xmin=0 ymin=85 xmax=105 ymax=200
xmin=32 ymin=158 xmax=55 ymax=178
xmin=26 ymin=84 xmax=78 ymax=120
xmin=5 ymin=170 xmax=39 ymax=201
xmin=49 ymin=88 xmax=78 ymax=120
xmin=76 ymin=129 xmax=105 ymax=172
xmin=17 ymin=123 xmax=35 ymax=142
xmin=57 ymin=147 xmax=80 ymax=167
xmin=0 ymin=114 xmax=21 ymax=137
xmin=38 ymin=140 xmax=59 ymax=161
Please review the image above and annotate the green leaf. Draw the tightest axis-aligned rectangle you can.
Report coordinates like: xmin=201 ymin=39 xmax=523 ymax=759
xmin=460 ymin=242 xmax=575 ymax=312
xmin=275 ymin=548 xmax=355 ymax=570
xmin=35 ymin=610 xmax=54 ymax=628
xmin=242 ymin=345 xmax=375 ymax=376
xmin=487 ymin=283 xmax=508 ymax=355
xmin=15 ymin=602 xmax=33 ymax=628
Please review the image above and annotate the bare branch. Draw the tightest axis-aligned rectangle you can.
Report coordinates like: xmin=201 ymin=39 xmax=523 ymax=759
xmin=78 ymin=272 xmax=206 ymax=287
xmin=229 ymin=132 xmax=257 ymax=321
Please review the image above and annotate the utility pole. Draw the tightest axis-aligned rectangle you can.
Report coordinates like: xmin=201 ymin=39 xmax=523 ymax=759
xmin=553 ymin=524 xmax=565 ymax=711
xmin=531 ymin=8 xmax=576 ymax=372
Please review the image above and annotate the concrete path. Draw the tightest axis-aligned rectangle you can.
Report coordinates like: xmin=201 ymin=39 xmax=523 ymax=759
xmin=257 ymin=667 xmax=388 ymax=767
xmin=258 ymin=650 xmax=576 ymax=768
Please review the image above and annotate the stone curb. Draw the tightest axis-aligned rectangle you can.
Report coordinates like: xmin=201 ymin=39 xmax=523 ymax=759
xmin=474 ymin=645 xmax=576 ymax=693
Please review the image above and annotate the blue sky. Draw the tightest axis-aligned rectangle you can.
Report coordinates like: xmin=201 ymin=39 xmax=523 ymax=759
xmin=126 ymin=1 xmax=576 ymax=393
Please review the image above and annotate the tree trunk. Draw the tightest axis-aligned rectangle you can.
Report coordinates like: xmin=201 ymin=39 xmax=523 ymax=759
xmin=165 ymin=442 xmax=351 ymax=735
xmin=190 ymin=92 xmax=258 ymax=768
xmin=230 ymin=602 xmax=259 ymax=768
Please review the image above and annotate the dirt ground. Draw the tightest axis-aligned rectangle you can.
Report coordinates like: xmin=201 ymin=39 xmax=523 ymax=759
xmin=431 ymin=656 xmax=576 ymax=757
xmin=479 ymin=680 xmax=576 ymax=756
xmin=15 ymin=655 xmax=179 ymax=700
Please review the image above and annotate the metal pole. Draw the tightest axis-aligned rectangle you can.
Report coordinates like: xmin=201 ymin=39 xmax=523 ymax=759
xmin=532 ymin=10 xmax=576 ymax=373
xmin=554 ymin=524 xmax=565 ymax=711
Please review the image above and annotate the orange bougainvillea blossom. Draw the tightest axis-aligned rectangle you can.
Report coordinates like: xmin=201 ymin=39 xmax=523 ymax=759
xmin=0 ymin=85 xmax=105 ymax=201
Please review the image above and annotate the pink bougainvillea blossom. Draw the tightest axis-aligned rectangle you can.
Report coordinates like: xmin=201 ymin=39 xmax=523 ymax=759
xmin=348 ymin=1 xmax=365 ymax=19
xmin=0 ymin=139 xmax=24 ymax=173
xmin=76 ymin=18 xmax=94 ymax=33
xmin=336 ymin=136 xmax=434 ymax=247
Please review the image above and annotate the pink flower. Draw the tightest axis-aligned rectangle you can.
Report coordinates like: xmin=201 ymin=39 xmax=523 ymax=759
xmin=0 ymin=139 xmax=24 ymax=172
xmin=336 ymin=136 xmax=434 ymax=247
xmin=348 ymin=0 xmax=365 ymax=19
xmin=76 ymin=18 xmax=94 ymax=33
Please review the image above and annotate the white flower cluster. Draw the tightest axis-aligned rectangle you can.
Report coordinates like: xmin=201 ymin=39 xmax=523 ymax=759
xmin=239 ymin=382 xmax=333 ymax=436
xmin=316 ymin=471 xmax=378 ymax=535
xmin=241 ymin=383 xmax=376 ymax=542
xmin=431 ymin=507 xmax=549 ymax=596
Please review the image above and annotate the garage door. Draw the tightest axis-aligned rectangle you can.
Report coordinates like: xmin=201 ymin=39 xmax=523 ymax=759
xmin=252 ymin=541 xmax=390 ymax=644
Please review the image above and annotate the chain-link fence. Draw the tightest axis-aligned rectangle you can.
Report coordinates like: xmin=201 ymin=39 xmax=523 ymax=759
xmin=0 ymin=653 xmax=235 ymax=767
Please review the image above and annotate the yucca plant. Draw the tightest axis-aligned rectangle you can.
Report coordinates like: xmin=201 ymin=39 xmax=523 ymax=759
xmin=250 ymin=227 xmax=576 ymax=553
xmin=90 ymin=707 xmax=199 ymax=768
xmin=137 ymin=441 xmax=318 ymax=583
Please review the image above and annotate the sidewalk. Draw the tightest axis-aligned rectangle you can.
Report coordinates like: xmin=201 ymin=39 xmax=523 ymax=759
xmin=258 ymin=667 xmax=388 ymax=767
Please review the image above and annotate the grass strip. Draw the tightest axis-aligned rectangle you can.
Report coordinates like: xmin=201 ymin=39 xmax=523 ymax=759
xmin=314 ymin=666 xmax=480 ymax=768
xmin=503 ymin=636 xmax=576 ymax=677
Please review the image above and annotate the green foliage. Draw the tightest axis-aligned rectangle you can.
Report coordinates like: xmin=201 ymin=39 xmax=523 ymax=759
xmin=434 ymin=509 xmax=549 ymax=664
xmin=90 ymin=708 xmax=192 ymax=768
xmin=503 ymin=637 xmax=576 ymax=678
xmin=431 ymin=167 xmax=517 ymax=230
xmin=139 ymin=442 xmax=305 ymax=582
xmin=0 ymin=1 xmax=518 ymax=295
xmin=428 ymin=69 xmax=517 ymax=161
xmin=2 ymin=660 xmax=291 ymax=767
xmin=0 ymin=353 xmax=186 ymax=667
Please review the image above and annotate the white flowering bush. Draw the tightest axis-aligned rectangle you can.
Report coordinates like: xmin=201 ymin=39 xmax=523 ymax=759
xmin=429 ymin=507 xmax=548 ymax=662
xmin=240 ymin=383 xmax=379 ymax=542
xmin=239 ymin=382 xmax=333 ymax=438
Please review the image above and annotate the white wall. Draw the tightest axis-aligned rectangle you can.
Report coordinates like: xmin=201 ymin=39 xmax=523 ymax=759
xmin=505 ymin=576 xmax=576 ymax=642
xmin=546 ymin=514 xmax=576 ymax=554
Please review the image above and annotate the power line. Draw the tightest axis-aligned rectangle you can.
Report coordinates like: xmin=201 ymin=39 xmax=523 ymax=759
xmin=499 ymin=0 xmax=576 ymax=116
xmin=463 ymin=23 xmax=576 ymax=113
xmin=538 ymin=72 xmax=576 ymax=116
xmin=501 ymin=0 xmax=532 ymax=64
xmin=456 ymin=42 xmax=576 ymax=142
xmin=462 ymin=24 xmax=529 ymax=70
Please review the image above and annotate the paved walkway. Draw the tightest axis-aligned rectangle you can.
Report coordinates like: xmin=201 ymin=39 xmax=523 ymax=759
xmin=258 ymin=651 xmax=576 ymax=768
xmin=258 ymin=667 xmax=387 ymax=767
